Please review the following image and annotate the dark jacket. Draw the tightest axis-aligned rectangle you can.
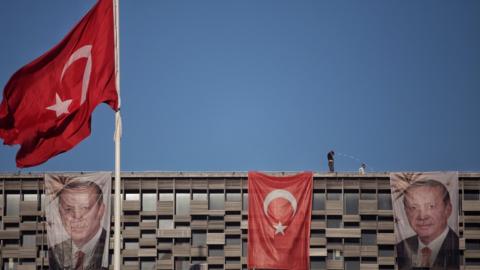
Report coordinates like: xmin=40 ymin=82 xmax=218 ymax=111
xmin=48 ymin=229 xmax=107 ymax=270
xmin=396 ymin=228 xmax=459 ymax=270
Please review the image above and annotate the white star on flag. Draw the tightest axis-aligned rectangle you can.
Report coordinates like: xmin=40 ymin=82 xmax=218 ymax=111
xmin=273 ymin=221 xmax=287 ymax=235
xmin=46 ymin=93 xmax=72 ymax=117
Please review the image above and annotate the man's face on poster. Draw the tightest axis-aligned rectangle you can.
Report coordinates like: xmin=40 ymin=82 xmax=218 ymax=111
xmin=59 ymin=185 xmax=105 ymax=247
xmin=403 ymin=184 xmax=452 ymax=244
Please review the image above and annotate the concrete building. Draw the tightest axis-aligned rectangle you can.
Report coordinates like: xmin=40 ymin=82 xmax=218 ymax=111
xmin=0 ymin=172 xmax=479 ymax=270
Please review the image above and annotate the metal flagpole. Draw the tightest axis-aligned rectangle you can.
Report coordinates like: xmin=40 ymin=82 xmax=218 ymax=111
xmin=113 ymin=0 xmax=122 ymax=269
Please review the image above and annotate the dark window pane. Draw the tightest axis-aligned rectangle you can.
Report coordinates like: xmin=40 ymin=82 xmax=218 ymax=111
xmin=327 ymin=191 xmax=341 ymax=200
xmin=209 ymin=245 xmax=224 ymax=256
xmin=345 ymin=258 xmax=360 ymax=270
xmin=344 ymin=193 xmax=358 ymax=214
xmin=328 ymin=250 xmax=343 ymax=260
xmin=464 ymin=190 xmax=479 ymax=200
xmin=466 ymin=240 xmax=480 ymax=250
xmin=361 ymin=231 xmax=377 ymax=245
xmin=192 ymin=231 xmax=206 ymax=246
xmin=242 ymin=240 xmax=247 ymax=257
xmin=226 ymin=236 xmax=240 ymax=245
xmin=360 ymin=190 xmax=376 ymax=200
xmin=327 ymin=216 xmax=342 ymax=228
xmin=310 ymin=257 xmax=326 ymax=269
xmin=378 ymin=245 xmax=394 ymax=257
xmin=377 ymin=193 xmax=392 ymax=210
xmin=313 ymin=192 xmax=325 ymax=210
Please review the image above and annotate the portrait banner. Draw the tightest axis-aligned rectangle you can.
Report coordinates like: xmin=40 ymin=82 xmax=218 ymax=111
xmin=45 ymin=172 xmax=111 ymax=270
xmin=248 ymin=171 xmax=313 ymax=270
xmin=390 ymin=172 xmax=459 ymax=270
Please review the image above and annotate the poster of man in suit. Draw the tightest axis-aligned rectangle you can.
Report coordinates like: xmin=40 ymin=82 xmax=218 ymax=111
xmin=45 ymin=172 xmax=111 ymax=270
xmin=390 ymin=172 xmax=459 ymax=270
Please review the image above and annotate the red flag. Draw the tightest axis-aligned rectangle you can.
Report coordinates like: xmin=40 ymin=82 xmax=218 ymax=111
xmin=248 ymin=171 xmax=313 ymax=270
xmin=0 ymin=0 xmax=118 ymax=168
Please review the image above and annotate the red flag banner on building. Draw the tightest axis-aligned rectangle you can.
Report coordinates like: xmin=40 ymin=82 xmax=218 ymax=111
xmin=0 ymin=0 xmax=118 ymax=168
xmin=248 ymin=171 xmax=313 ymax=270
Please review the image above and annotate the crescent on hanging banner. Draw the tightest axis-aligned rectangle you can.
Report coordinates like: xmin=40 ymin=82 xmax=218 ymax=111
xmin=248 ymin=171 xmax=313 ymax=270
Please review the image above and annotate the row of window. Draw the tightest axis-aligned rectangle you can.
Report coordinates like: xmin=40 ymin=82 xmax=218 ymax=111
xmin=2 ymin=190 xmax=480 ymax=216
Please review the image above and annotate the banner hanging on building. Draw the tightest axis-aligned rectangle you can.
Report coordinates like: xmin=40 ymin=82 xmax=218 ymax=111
xmin=248 ymin=171 xmax=313 ymax=270
xmin=390 ymin=172 xmax=459 ymax=270
xmin=45 ymin=172 xmax=111 ymax=269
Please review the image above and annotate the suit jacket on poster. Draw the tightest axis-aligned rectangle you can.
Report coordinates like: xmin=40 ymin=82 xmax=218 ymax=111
xmin=396 ymin=228 xmax=459 ymax=270
xmin=48 ymin=229 xmax=107 ymax=270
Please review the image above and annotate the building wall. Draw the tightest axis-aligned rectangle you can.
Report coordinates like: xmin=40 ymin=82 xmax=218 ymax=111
xmin=0 ymin=172 xmax=479 ymax=270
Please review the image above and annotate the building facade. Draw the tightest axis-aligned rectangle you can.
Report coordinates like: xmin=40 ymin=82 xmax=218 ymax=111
xmin=0 ymin=172 xmax=479 ymax=270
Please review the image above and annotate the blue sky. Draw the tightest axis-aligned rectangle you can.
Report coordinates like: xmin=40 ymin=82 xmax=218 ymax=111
xmin=1 ymin=0 xmax=479 ymax=173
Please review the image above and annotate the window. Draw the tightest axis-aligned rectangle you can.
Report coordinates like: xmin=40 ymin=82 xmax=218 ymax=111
xmin=23 ymin=194 xmax=37 ymax=202
xmin=6 ymin=194 xmax=20 ymax=216
xmin=377 ymin=193 xmax=392 ymax=210
xmin=209 ymin=245 xmax=224 ymax=256
xmin=159 ymin=218 xmax=173 ymax=229
xmin=360 ymin=190 xmax=376 ymax=200
xmin=126 ymin=193 xmax=139 ymax=201
xmin=124 ymin=240 xmax=139 ymax=249
xmin=192 ymin=231 xmax=206 ymax=246
xmin=142 ymin=193 xmax=156 ymax=211
xmin=226 ymin=192 xmax=241 ymax=202
xmin=141 ymin=233 xmax=156 ymax=239
xmin=22 ymin=234 xmax=36 ymax=247
xmin=226 ymin=257 xmax=240 ymax=264
xmin=344 ymin=192 xmax=358 ymax=214
xmin=378 ymin=245 xmax=394 ymax=257
xmin=313 ymin=192 xmax=325 ymax=210
xmin=344 ymin=222 xmax=358 ymax=228
xmin=40 ymin=194 xmax=45 ymax=211
xmin=310 ymin=257 xmax=326 ymax=269
xmin=361 ymin=231 xmax=377 ymax=245
xmin=242 ymin=239 xmax=248 ymax=257
xmin=158 ymin=250 xmax=171 ymax=260
xmin=464 ymin=190 xmax=479 ymax=200
xmin=159 ymin=192 xmax=173 ymax=201
xmin=328 ymin=250 xmax=343 ymax=260
xmin=327 ymin=216 xmax=342 ymax=228
xmin=174 ymin=258 xmax=189 ymax=270
xmin=344 ymin=258 xmax=360 ymax=270
xmin=466 ymin=240 xmax=480 ymax=250
xmin=192 ymin=190 xmax=207 ymax=201
xmin=209 ymin=193 xmax=224 ymax=210
xmin=327 ymin=190 xmax=341 ymax=200
xmin=345 ymin=238 xmax=360 ymax=246
xmin=242 ymin=193 xmax=248 ymax=210
xmin=176 ymin=193 xmax=190 ymax=215
xmin=141 ymin=261 xmax=155 ymax=270
xmin=226 ymin=236 xmax=240 ymax=245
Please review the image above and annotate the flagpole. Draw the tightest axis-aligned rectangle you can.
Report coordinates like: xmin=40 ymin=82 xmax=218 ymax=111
xmin=113 ymin=0 xmax=122 ymax=269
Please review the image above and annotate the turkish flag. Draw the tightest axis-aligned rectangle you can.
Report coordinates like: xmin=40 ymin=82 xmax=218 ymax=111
xmin=248 ymin=171 xmax=313 ymax=270
xmin=0 ymin=0 xmax=118 ymax=168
